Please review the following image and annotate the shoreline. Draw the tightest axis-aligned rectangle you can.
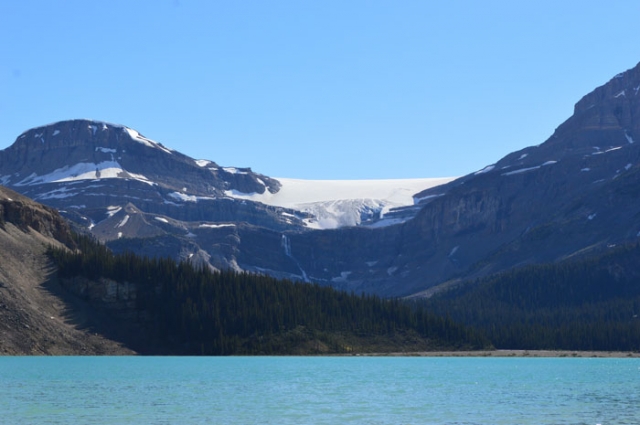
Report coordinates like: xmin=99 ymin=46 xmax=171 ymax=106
xmin=359 ymin=350 xmax=640 ymax=358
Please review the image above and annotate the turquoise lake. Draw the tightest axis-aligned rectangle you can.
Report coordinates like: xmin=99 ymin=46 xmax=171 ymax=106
xmin=1 ymin=356 xmax=638 ymax=424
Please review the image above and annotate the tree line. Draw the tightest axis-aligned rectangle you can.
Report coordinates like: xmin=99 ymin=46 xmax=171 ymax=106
xmin=47 ymin=233 xmax=490 ymax=354
xmin=425 ymin=243 xmax=640 ymax=351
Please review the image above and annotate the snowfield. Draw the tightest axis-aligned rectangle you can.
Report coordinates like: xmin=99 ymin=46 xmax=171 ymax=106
xmin=14 ymin=161 xmax=154 ymax=186
xmin=226 ymin=177 xmax=455 ymax=229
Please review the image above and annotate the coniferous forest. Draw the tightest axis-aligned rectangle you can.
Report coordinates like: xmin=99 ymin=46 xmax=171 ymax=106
xmin=47 ymin=232 xmax=640 ymax=354
xmin=47 ymin=234 xmax=490 ymax=355
xmin=425 ymin=243 xmax=640 ymax=351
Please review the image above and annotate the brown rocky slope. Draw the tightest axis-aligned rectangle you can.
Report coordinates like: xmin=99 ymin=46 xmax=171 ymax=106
xmin=0 ymin=185 xmax=134 ymax=355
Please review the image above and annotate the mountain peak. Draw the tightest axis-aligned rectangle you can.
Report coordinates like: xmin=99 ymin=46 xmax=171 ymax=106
xmin=490 ymin=60 xmax=640 ymax=167
xmin=13 ymin=119 xmax=173 ymax=154
xmin=573 ymin=60 xmax=640 ymax=118
xmin=1 ymin=119 xmax=281 ymax=195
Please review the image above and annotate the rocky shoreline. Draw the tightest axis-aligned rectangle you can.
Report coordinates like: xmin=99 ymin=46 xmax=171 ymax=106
xmin=362 ymin=350 xmax=640 ymax=358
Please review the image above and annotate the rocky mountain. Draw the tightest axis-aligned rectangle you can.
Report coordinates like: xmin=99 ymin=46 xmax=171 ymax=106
xmin=306 ymin=60 xmax=640 ymax=296
xmin=0 ymin=120 xmax=303 ymax=271
xmin=240 ymin=60 xmax=640 ymax=296
xmin=0 ymin=186 xmax=133 ymax=354
xmin=0 ymin=119 xmax=448 ymax=278
xmin=3 ymin=61 xmax=640 ymax=297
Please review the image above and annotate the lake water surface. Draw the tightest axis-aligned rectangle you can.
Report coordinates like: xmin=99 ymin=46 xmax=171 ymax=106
xmin=1 ymin=356 xmax=638 ymax=424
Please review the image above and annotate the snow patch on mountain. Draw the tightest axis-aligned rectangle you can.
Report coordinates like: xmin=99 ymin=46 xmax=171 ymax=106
xmin=474 ymin=165 xmax=495 ymax=175
xmin=124 ymin=127 xmax=173 ymax=154
xmin=199 ymin=223 xmax=235 ymax=229
xmin=106 ymin=206 xmax=122 ymax=217
xmin=222 ymin=167 xmax=248 ymax=175
xmin=167 ymin=191 xmax=216 ymax=203
xmin=332 ymin=271 xmax=352 ymax=283
xmin=34 ymin=187 xmax=79 ymax=200
xmin=168 ymin=192 xmax=198 ymax=203
xmin=116 ymin=215 xmax=130 ymax=228
xmin=625 ymin=131 xmax=635 ymax=144
xmin=195 ymin=159 xmax=212 ymax=167
xmin=13 ymin=161 xmax=154 ymax=186
xmin=415 ymin=193 xmax=444 ymax=203
xmin=501 ymin=161 xmax=557 ymax=177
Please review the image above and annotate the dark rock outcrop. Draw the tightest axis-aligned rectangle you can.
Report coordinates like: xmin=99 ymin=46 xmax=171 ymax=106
xmin=0 ymin=185 xmax=75 ymax=247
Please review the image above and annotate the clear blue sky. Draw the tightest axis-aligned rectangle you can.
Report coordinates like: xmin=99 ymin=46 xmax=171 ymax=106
xmin=2 ymin=1 xmax=640 ymax=180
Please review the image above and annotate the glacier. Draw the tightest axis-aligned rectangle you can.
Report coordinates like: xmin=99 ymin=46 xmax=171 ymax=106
xmin=226 ymin=177 xmax=455 ymax=229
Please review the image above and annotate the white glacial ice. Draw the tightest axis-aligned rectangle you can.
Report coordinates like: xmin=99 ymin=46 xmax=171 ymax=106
xmin=225 ymin=177 xmax=453 ymax=210
xmin=224 ymin=177 xmax=454 ymax=229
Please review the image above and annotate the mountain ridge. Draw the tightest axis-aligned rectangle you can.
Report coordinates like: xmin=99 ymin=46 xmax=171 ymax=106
xmin=0 ymin=118 xmax=453 ymax=285
xmin=1 ymin=118 xmax=450 ymax=231
xmin=3 ymin=61 xmax=640 ymax=296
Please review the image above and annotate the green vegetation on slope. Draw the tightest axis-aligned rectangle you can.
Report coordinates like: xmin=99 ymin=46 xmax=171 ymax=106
xmin=426 ymin=243 xmax=640 ymax=351
xmin=48 ymin=234 xmax=489 ymax=355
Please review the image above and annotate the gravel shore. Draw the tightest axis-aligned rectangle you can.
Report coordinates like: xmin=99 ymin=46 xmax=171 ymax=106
xmin=363 ymin=350 xmax=640 ymax=358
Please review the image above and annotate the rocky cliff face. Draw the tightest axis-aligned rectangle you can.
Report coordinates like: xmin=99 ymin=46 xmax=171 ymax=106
xmin=59 ymin=276 xmax=142 ymax=322
xmin=355 ymin=60 xmax=640 ymax=295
